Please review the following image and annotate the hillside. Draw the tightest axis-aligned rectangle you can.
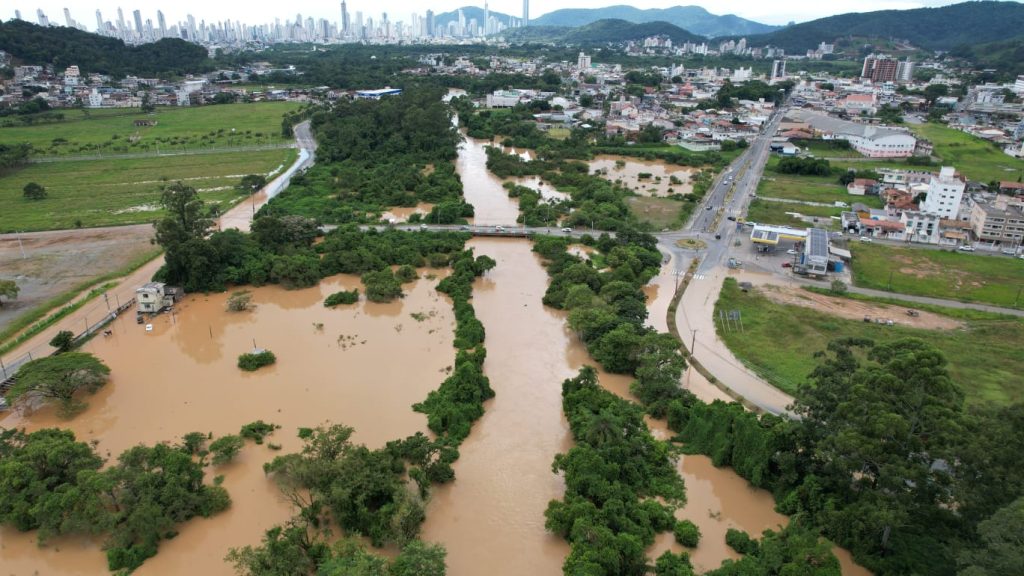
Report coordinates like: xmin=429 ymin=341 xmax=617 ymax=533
xmin=531 ymin=5 xmax=777 ymax=37
xmin=505 ymin=19 xmax=705 ymax=46
xmin=952 ymin=35 xmax=1024 ymax=78
xmin=744 ymin=1 xmax=1024 ymax=52
xmin=0 ymin=20 xmax=211 ymax=77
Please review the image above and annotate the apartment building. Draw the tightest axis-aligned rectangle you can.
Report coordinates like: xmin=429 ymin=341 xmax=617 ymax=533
xmin=970 ymin=195 xmax=1024 ymax=247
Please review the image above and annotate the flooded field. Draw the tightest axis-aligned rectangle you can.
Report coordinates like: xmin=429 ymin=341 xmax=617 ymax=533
xmin=0 ymin=274 xmax=456 ymax=575
xmin=382 ymin=202 xmax=435 ymax=223
xmin=591 ymin=155 xmax=696 ymax=197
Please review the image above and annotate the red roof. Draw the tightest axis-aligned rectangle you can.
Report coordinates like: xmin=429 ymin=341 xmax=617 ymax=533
xmin=1000 ymin=181 xmax=1024 ymax=190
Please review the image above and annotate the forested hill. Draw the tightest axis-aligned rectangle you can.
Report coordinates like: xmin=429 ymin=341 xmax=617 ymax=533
xmin=531 ymin=5 xmax=777 ymax=37
xmin=952 ymin=35 xmax=1024 ymax=78
xmin=742 ymin=1 xmax=1024 ymax=52
xmin=505 ymin=19 xmax=705 ymax=46
xmin=0 ymin=20 xmax=212 ymax=77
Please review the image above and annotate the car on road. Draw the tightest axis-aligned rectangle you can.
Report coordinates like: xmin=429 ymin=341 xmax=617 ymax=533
xmin=1002 ymin=248 xmax=1018 ymax=256
xmin=495 ymin=225 xmax=505 ymax=232
xmin=957 ymin=245 xmax=975 ymax=252
xmin=786 ymin=249 xmax=798 ymax=255
xmin=859 ymin=236 xmax=873 ymax=242
xmin=460 ymin=225 xmax=470 ymax=231
xmin=782 ymin=262 xmax=792 ymax=268
xmin=420 ymin=223 xmax=429 ymax=230
xmin=727 ymin=216 xmax=737 ymax=221
xmin=706 ymin=205 xmax=713 ymax=210
xmin=561 ymin=227 xmax=573 ymax=233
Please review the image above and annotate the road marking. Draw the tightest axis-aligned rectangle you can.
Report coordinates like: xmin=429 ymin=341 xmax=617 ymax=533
xmin=693 ymin=274 xmax=706 ymax=280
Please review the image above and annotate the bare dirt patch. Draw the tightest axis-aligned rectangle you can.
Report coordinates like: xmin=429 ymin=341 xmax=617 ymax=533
xmin=0 ymin=225 xmax=156 ymax=332
xmin=758 ymin=284 xmax=964 ymax=330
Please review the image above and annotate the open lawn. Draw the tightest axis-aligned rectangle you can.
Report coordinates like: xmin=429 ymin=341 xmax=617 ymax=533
xmin=745 ymin=198 xmax=843 ymax=229
xmin=759 ymin=157 xmax=884 ymax=206
xmin=850 ymin=242 xmax=1024 ymax=308
xmin=910 ymin=122 xmax=1024 ymax=183
xmin=0 ymin=148 xmax=296 ymax=232
xmin=0 ymin=102 xmax=300 ymax=157
xmin=715 ymin=278 xmax=1024 ymax=405
xmin=627 ymin=196 xmax=684 ymax=229
xmin=793 ymin=140 xmax=865 ymax=159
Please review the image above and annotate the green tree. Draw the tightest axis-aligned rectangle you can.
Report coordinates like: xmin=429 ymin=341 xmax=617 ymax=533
xmin=154 ymin=182 xmax=213 ymax=289
xmin=239 ymin=173 xmax=268 ymax=194
xmin=209 ymin=435 xmax=245 ymax=465
xmin=958 ymin=497 xmax=1024 ymax=576
xmin=673 ymin=520 xmax=701 ymax=547
xmin=7 ymin=352 xmax=110 ymax=415
xmin=49 ymin=330 xmax=75 ymax=352
xmin=390 ymin=540 xmax=447 ymax=576
xmin=226 ymin=520 xmax=330 ymax=576
xmin=362 ymin=269 xmax=404 ymax=303
xmin=0 ymin=279 xmax=18 ymax=307
xmin=22 ymin=181 xmax=46 ymax=200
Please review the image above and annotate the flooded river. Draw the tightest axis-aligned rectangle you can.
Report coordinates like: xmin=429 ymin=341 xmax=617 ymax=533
xmin=457 ymin=134 xmax=521 ymax=226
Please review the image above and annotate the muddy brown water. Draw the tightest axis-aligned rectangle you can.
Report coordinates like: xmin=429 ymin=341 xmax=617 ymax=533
xmin=590 ymin=155 xmax=696 ymax=197
xmin=0 ymin=274 xmax=455 ymax=575
xmin=457 ymin=135 xmax=522 ymax=226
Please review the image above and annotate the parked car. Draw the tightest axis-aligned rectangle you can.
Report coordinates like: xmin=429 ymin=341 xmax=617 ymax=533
xmin=561 ymin=227 xmax=573 ymax=233
xmin=786 ymin=249 xmax=798 ymax=255
xmin=420 ymin=223 xmax=428 ymax=230
xmin=495 ymin=225 xmax=505 ymax=232
xmin=727 ymin=216 xmax=737 ymax=222
xmin=1001 ymin=248 xmax=1018 ymax=256
xmin=782 ymin=262 xmax=793 ymax=268
xmin=958 ymin=245 xmax=975 ymax=252
xmin=859 ymin=236 xmax=873 ymax=242
xmin=460 ymin=225 xmax=470 ymax=231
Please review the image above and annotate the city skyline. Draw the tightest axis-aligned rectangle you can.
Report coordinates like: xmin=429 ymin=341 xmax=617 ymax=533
xmin=4 ymin=0 xmax=1012 ymax=30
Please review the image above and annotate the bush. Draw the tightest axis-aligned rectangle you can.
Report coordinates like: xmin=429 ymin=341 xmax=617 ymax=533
xmin=725 ymin=528 xmax=759 ymax=555
xmin=240 ymin=420 xmax=280 ymax=444
xmin=396 ymin=264 xmax=419 ymax=283
xmin=238 ymin=350 xmax=276 ymax=371
xmin=830 ymin=280 xmax=847 ymax=295
xmin=673 ymin=519 xmax=701 ymax=547
xmin=324 ymin=289 xmax=359 ymax=307
xmin=209 ymin=435 xmax=244 ymax=465
xmin=226 ymin=290 xmax=253 ymax=312
xmin=362 ymin=269 xmax=404 ymax=303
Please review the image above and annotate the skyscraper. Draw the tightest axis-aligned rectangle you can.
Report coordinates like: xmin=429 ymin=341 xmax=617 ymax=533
xmin=341 ymin=1 xmax=350 ymax=36
xmin=426 ymin=9 xmax=434 ymax=37
xmin=96 ymin=9 xmax=104 ymax=32
xmin=133 ymin=10 xmax=144 ymax=37
xmin=484 ymin=1 xmax=489 ymax=36
xmin=117 ymin=8 xmax=126 ymax=34
xmin=157 ymin=10 xmax=167 ymax=38
xmin=64 ymin=8 xmax=74 ymax=28
xmin=37 ymin=9 xmax=49 ymax=26
xmin=523 ymin=0 xmax=529 ymax=26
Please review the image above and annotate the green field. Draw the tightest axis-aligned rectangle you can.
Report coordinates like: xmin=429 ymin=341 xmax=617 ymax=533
xmin=796 ymin=140 xmax=865 ymax=159
xmin=757 ymin=158 xmax=884 ymax=207
xmin=850 ymin=243 xmax=1024 ymax=307
xmin=715 ymin=278 xmax=1024 ymax=405
xmin=745 ymin=198 xmax=843 ymax=229
xmin=627 ymin=196 xmax=684 ymax=229
xmin=0 ymin=148 xmax=296 ymax=231
xmin=910 ymin=122 xmax=1024 ymax=183
xmin=0 ymin=102 xmax=300 ymax=157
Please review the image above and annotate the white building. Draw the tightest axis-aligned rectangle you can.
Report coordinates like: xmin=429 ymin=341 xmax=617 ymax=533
xmin=1013 ymin=75 xmax=1024 ymax=95
xmin=486 ymin=90 xmax=522 ymax=108
xmin=64 ymin=65 xmax=80 ymax=86
xmin=87 ymin=88 xmax=104 ymax=108
xmin=920 ymin=167 xmax=965 ymax=220
xmin=769 ymin=60 xmax=785 ymax=84
xmin=784 ymin=110 xmax=916 ymax=158
xmin=577 ymin=51 xmax=591 ymax=71
xmin=900 ymin=211 xmax=941 ymax=244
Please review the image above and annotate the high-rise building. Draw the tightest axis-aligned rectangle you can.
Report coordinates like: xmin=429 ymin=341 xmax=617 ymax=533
xmin=157 ymin=11 xmax=167 ymax=38
xmin=896 ymin=60 xmax=914 ymax=83
xmin=523 ymin=0 xmax=529 ymax=26
xmin=96 ymin=10 xmax=104 ymax=32
xmin=484 ymin=1 xmax=490 ymax=36
xmin=64 ymin=8 xmax=74 ymax=28
xmin=921 ymin=166 xmax=965 ymax=219
xmin=37 ymin=9 xmax=50 ymax=26
xmin=117 ymin=8 xmax=126 ymax=33
xmin=770 ymin=59 xmax=786 ymax=84
xmin=341 ymin=1 xmax=350 ymax=36
xmin=133 ymin=10 xmax=144 ymax=37
xmin=862 ymin=54 xmax=899 ymax=83
xmin=577 ymin=51 xmax=591 ymax=70
xmin=426 ymin=9 xmax=434 ymax=37
xmin=14 ymin=10 xmax=22 ymax=21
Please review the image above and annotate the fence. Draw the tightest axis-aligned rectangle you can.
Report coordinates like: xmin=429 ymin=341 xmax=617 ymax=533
xmin=0 ymin=290 xmax=137 ymax=386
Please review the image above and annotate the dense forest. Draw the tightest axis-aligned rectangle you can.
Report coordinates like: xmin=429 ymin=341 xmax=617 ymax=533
xmin=742 ymin=1 xmax=1024 ymax=52
xmin=0 ymin=20 xmax=211 ymax=77
xmin=264 ymin=86 xmax=468 ymax=224
xmin=952 ymin=36 xmax=1024 ymax=80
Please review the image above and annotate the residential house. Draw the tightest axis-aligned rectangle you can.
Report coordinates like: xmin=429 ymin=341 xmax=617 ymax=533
xmin=136 ymin=282 xmax=182 ymax=314
xmin=847 ymin=178 xmax=879 ymax=196
xmin=900 ymin=211 xmax=940 ymax=244
xmin=970 ymin=194 xmax=1024 ymax=248
xmin=920 ymin=166 xmax=966 ymax=219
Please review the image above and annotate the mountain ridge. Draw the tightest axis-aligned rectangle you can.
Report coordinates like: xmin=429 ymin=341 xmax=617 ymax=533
xmin=504 ymin=19 xmax=705 ymax=46
xmin=531 ymin=5 xmax=778 ymax=37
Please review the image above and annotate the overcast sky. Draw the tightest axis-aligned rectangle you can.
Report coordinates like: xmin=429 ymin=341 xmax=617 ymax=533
xmin=4 ymin=0 xmax=1016 ymax=28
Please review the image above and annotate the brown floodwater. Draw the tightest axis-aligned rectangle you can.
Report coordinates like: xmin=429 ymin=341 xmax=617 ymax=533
xmin=0 ymin=274 xmax=456 ymax=575
xmin=590 ymin=155 xmax=695 ymax=197
xmin=382 ymin=202 xmax=435 ymax=223
xmin=456 ymin=135 xmax=522 ymax=226
xmin=508 ymin=175 xmax=569 ymax=202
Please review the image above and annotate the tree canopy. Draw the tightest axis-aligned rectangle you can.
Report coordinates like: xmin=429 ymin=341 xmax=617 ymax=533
xmin=7 ymin=352 xmax=110 ymax=415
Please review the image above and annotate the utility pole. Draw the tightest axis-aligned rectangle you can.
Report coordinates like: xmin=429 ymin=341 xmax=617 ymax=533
xmin=686 ymin=329 xmax=698 ymax=388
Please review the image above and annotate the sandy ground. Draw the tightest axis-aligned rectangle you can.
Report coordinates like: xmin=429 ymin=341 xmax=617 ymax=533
xmin=757 ymin=284 xmax=964 ymax=330
xmin=0 ymin=225 xmax=156 ymax=333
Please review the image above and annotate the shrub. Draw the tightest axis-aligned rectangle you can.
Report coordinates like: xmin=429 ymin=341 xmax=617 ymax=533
xmin=226 ymin=290 xmax=253 ymax=312
xmin=240 ymin=420 xmax=280 ymax=444
xmin=324 ymin=289 xmax=359 ymax=307
xmin=209 ymin=435 xmax=244 ymax=465
xmin=49 ymin=330 xmax=75 ymax=352
xmin=673 ymin=519 xmax=701 ymax=547
xmin=238 ymin=350 xmax=276 ymax=371
xmin=725 ymin=528 xmax=759 ymax=555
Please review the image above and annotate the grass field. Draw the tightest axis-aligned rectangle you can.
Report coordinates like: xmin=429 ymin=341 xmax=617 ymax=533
xmin=758 ymin=158 xmax=884 ymax=206
xmin=0 ymin=148 xmax=296 ymax=231
xmin=909 ymin=122 xmax=1024 ymax=183
xmin=745 ymin=198 xmax=844 ymax=229
xmin=850 ymin=243 xmax=1024 ymax=308
xmin=627 ymin=196 xmax=683 ymax=229
xmin=0 ymin=102 xmax=300 ymax=157
xmin=715 ymin=278 xmax=1024 ymax=405
xmin=794 ymin=140 xmax=865 ymax=159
